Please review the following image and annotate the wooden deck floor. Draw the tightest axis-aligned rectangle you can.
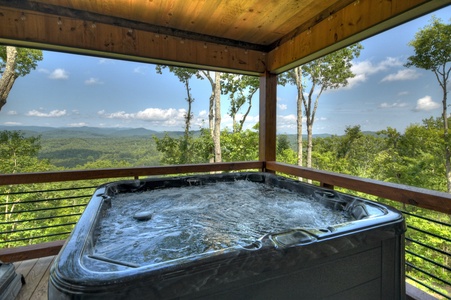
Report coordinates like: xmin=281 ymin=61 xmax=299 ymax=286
xmin=13 ymin=256 xmax=55 ymax=300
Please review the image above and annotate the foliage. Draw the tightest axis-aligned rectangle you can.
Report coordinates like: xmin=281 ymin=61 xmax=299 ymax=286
xmin=405 ymin=16 xmax=451 ymax=73
xmin=221 ymin=74 xmax=259 ymax=132
xmin=38 ymin=136 xmax=161 ymax=168
xmin=405 ymin=16 xmax=451 ymax=192
xmin=281 ymin=43 xmax=363 ymax=168
xmin=0 ymin=46 xmax=43 ymax=78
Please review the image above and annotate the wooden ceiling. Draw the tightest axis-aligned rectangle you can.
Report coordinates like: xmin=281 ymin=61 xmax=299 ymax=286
xmin=0 ymin=0 xmax=449 ymax=75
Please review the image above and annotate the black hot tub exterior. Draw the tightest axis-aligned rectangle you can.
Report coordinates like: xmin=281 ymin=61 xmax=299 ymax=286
xmin=49 ymin=172 xmax=406 ymax=300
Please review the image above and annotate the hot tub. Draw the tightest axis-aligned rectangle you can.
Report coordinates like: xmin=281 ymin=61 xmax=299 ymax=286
xmin=49 ymin=172 xmax=406 ymax=299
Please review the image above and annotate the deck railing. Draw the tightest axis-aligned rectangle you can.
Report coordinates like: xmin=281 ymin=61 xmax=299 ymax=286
xmin=0 ymin=161 xmax=450 ymax=299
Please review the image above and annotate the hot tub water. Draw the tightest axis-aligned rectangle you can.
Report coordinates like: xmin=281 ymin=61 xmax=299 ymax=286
xmin=94 ymin=180 xmax=350 ymax=265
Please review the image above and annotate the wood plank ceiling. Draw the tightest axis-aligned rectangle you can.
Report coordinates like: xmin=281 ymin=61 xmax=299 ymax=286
xmin=0 ymin=0 xmax=449 ymax=75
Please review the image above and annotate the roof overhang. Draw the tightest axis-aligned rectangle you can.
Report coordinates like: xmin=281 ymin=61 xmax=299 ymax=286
xmin=0 ymin=0 xmax=449 ymax=75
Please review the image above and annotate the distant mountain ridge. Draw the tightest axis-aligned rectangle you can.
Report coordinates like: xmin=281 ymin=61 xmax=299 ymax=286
xmin=0 ymin=125 xmax=378 ymax=139
xmin=0 ymin=125 xmax=185 ymax=139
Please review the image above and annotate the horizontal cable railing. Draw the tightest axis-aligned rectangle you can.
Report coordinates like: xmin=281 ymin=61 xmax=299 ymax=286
xmin=402 ymin=209 xmax=451 ymax=299
xmin=0 ymin=184 xmax=96 ymax=248
xmin=0 ymin=161 xmax=450 ymax=298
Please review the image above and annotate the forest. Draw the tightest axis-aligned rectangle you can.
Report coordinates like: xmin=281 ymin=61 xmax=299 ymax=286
xmin=0 ymin=117 xmax=450 ymax=297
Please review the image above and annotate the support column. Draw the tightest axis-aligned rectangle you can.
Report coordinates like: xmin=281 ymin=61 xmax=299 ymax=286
xmin=259 ymin=72 xmax=277 ymax=167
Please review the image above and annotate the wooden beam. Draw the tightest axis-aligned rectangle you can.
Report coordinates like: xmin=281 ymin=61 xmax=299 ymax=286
xmin=266 ymin=161 xmax=451 ymax=215
xmin=268 ymin=0 xmax=451 ymax=73
xmin=0 ymin=6 xmax=267 ymax=75
xmin=0 ymin=0 xmax=267 ymax=52
xmin=0 ymin=240 xmax=65 ymax=262
xmin=0 ymin=162 xmax=265 ymax=185
xmin=259 ymin=72 xmax=277 ymax=163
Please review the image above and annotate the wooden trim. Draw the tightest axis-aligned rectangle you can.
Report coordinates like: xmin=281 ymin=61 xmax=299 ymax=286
xmin=266 ymin=161 xmax=451 ymax=215
xmin=259 ymin=72 xmax=277 ymax=163
xmin=0 ymin=6 xmax=267 ymax=75
xmin=0 ymin=0 xmax=267 ymax=52
xmin=0 ymin=240 xmax=65 ymax=263
xmin=268 ymin=0 xmax=450 ymax=73
xmin=0 ymin=161 xmax=265 ymax=185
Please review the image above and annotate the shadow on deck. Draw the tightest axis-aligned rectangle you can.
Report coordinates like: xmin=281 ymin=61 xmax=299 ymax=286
xmin=13 ymin=256 xmax=55 ymax=300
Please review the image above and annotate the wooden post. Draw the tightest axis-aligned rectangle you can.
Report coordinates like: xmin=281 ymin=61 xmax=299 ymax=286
xmin=259 ymin=72 xmax=277 ymax=169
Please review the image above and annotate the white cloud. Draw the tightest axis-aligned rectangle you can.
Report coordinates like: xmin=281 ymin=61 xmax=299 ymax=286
xmin=98 ymin=108 xmax=188 ymax=128
xmin=379 ymin=102 xmax=408 ymax=109
xmin=85 ymin=77 xmax=103 ymax=85
xmin=277 ymin=114 xmax=302 ymax=131
xmin=68 ymin=122 xmax=88 ymax=127
xmin=398 ymin=91 xmax=409 ymax=96
xmin=278 ymin=103 xmax=287 ymax=111
xmin=98 ymin=58 xmax=113 ymax=64
xmin=26 ymin=109 xmax=67 ymax=117
xmin=3 ymin=122 xmax=22 ymax=125
xmin=381 ymin=69 xmax=421 ymax=82
xmin=7 ymin=110 xmax=18 ymax=115
xmin=49 ymin=68 xmax=69 ymax=80
xmin=346 ymin=57 xmax=403 ymax=89
xmin=414 ymin=96 xmax=440 ymax=111
xmin=219 ymin=114 xmax=259 ymax=131
xmin=38 ymin=68 xmax=50 ymax=74
xmin=133 ymin=66 xmax=149 ymax=75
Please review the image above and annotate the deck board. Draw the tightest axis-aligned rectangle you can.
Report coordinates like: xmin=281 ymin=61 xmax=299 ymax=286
xmin=13 ymin=256 xmax=55 ymax=300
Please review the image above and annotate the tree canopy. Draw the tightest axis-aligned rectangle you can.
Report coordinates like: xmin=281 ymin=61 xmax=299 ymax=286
xmin=406 ymin=16 xmax=451 ymax=192
xmin=0 ymin=46 xmax=43 ymax=110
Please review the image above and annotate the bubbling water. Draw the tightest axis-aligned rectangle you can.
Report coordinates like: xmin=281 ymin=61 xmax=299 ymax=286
xmin=93 ymin=180 xmax=349 ymax=265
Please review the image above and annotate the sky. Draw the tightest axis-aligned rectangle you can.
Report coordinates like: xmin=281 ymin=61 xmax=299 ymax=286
xmin=1 ymin=6 xmax=450 ymax=135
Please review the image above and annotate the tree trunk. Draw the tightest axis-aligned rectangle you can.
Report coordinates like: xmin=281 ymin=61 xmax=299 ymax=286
xmin=183 ymin=79 xmax=193 ymax=163
xmin=201 ymin=71 xmax=216 ymax=163
xmin=306 ymin=121 xmax=313 ymax=168
xmin=214 ymin=72 xmax=222 ymax=162
xmin=0 ymin=46 xmax=18 ymax=111
xmin=439 ymin=70 xmax=451 ymax=192
xmin=295 ymin=67 xmax=303 ymax=169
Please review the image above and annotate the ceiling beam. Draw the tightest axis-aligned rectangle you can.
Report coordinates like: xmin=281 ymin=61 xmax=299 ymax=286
xmin=0 ymin=0 xmax=268 ymax=52
xmin=268 ymin=0 xmax=451 ymax=74
xmin=0 ymin=6 xmax=267 ymax=75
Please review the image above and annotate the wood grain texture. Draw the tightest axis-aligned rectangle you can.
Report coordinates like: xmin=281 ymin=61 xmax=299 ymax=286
xmin=1 ymin=0 xmax=445 ymax=74
xmin=13 ymin=257 xmax=55 ymax=300
xmin=15 ymin=256 xmax=54 ymax=300
xmin=0 ymin=240 xmax=65 ymax=262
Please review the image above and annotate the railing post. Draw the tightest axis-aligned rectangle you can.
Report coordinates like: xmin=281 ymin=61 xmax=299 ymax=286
xmin=320 ymin=182 xmax=334 ymax=190
xmin=259 ymin=71 xmax=277 ymax=171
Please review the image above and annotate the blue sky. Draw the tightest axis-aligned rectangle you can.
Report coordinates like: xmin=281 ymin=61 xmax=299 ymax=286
xmin=1 ymin=6 xmax=450 ymax=135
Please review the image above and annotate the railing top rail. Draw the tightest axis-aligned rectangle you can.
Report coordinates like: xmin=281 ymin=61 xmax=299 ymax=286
xmin=1 ymin=161 xmax=450 ymax=214
xmin=265 ymin=161 xmax=451 ymax=215
xmin=0 ymin=161 xmax=264 ymax=185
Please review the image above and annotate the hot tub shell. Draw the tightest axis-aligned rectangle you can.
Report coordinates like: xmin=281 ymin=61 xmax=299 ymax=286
xmin=49 ymin=172 xmax=406 ymax=299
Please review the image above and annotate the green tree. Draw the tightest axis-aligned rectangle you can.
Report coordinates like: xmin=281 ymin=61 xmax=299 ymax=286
xmin=282 ymin=44 xmax=362 ymax=170
xmin=405 ymin=16 xmax=451 ymax=192
xmin=0 ymin=46 xmax=43 ymax=110
xmin=221 ymin=126 xmax=259 ymax=162
xmin=156 ymin=66 xmax=199 ymax=163
xmin=0 ymin=130 xmax=42 ymax=173
xmin=0 ymin=131 xmax=56 ymax=243
xmin=199 ymin=71 xmax=222 ymax=163
xmin=276 ymin=134 xmax=297 ymax=165
xmin=221 ymin=74 xmax=259 ymax=132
